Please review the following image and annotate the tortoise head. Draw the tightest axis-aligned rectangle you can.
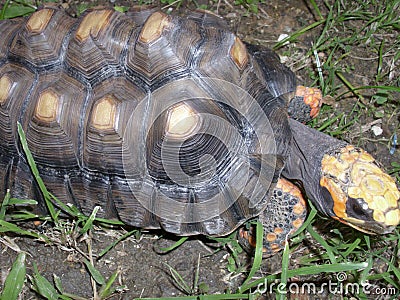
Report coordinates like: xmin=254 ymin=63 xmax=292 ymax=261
xmin=317 ymin=145 xmax=400 ymax=234
xmin=285 ymin=119 xmax=400 ymax=235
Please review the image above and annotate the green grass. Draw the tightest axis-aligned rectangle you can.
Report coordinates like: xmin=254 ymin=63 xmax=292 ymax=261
xmin=0 ymin=0 xmax=399 ymax=299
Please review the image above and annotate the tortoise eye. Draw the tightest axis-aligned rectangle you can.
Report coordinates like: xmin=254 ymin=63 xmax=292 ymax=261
xmin=347 ymin=199 xmax=370 ymax=221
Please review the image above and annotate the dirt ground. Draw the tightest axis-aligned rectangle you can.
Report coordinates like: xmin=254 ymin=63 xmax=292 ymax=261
xmin=0 ymin=0 xmax=399 ymax=299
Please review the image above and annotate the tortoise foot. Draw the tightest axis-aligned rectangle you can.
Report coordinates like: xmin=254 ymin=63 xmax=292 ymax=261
xmin=238 ymin=178 xmax=307 ymax=257
xmin=288 ymin=86 xmax=322 ymax=123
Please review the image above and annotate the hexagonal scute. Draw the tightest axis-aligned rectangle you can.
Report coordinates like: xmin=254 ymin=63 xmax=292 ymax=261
xmin=0 ymin=64 xmax=35 ymax=152
xmin=24 ymin=71 xmax=87 ymax=168
xmin=126 ymin=11 xmax=202 ymax=86
xmin=83 ymin=77 xmax=146 ymax=175
xmin=196 ymin=29 xmax=250 ymax=83
xmin=9 ymin=8 xmax=76 ymax=67
xmin=185 ymin=10 xmax=250 ymax=79
xmin=66 ymin=9 xmax=138 ymax=83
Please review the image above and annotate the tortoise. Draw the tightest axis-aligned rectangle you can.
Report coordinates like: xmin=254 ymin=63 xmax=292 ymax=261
xmin=0 ymin=5 xmax=399 ymax=257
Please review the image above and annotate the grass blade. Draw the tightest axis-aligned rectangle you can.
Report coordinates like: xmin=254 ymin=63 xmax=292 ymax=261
xmin=83 ymin=259 xmax=106 ymax=286
xmin=158 ymin=236 xmax=189 ymax=253
xmin=17 ymin=122 xmax=58 ymax=223
xmin=239 ymin=221 xmax=263 ymax=292
xmin=98 ymin=229 xmax=137 ymax=258
xmin=273 ymin=19 xmax=326 ymax=50
xmin=31 ymin=264 xmax=60 ymax=300
xmin=0 ymin=219 xmax=49 ymax=242
xmin=307 ymin=224 xmax=337 ymax=264
xmin=8 ymin=198 xmax=38 ymax=205
xmin=79 ymin=206 xmax=100 ymax=234
xmin=98 ymin=270 xmax=123 ymax=299
xmin=53 ymin=274 xmax=64 ymax=294
xmin=0 ymin=190 xmax=11 ymax=220
xmin=165 ymin=263 xmax=192 ymax=295
xmin=0 ymin=252 xmax=26 ymax=300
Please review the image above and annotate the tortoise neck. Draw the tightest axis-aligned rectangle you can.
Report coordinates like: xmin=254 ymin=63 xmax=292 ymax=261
xmin=282 ymin=119 xmax=347 ymax=216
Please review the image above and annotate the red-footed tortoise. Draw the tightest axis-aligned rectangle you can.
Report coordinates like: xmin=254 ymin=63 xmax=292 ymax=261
xmin=0 ymin=6 xmax=399 ymax=257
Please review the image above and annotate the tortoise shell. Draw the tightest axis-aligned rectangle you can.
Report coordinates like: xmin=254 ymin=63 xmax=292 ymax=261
xmin=0 ymin=6 xmax=294 ymax=236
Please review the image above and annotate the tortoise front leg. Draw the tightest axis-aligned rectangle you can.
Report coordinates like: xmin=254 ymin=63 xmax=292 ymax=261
xmin=287 ymin=85 xmax=322 ymax=123
xmin=245 ymin=43 xmax=322 ymax=123
xmin=239 ymin=178 xmax=307 ymax=257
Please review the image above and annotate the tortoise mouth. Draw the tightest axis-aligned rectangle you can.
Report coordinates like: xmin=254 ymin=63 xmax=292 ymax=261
xmin=335 ymin=216 xmax=396 ymax=235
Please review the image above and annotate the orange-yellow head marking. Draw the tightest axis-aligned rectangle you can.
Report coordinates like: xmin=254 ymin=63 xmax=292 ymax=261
xmin=320 ymin=145 xmax=400 ymax=233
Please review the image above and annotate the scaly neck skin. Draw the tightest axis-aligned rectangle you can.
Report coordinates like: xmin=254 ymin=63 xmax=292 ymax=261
xmin=281 ymin=119 xmax=347 ymax=217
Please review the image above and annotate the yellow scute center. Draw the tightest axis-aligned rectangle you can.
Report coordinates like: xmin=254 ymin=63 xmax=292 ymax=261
xmin=230 ymin=37 xmax=248 ymax=69
xmin=0 ymin=75 xmax=12 ymax=104
xmin=35 ymin=90 xmax=60 ymax=122
xmin=166 ymin=103 xmax=199 ymax=138
xmin=76 ymin=10 xmax=112 ymax=42
xmin=139 ymin=11 xmax=170 ymax=43
xmin=26 ymin=9 xmax=53 ymax=33
xmin=91 ymin=96 xmax=117 ymax=130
